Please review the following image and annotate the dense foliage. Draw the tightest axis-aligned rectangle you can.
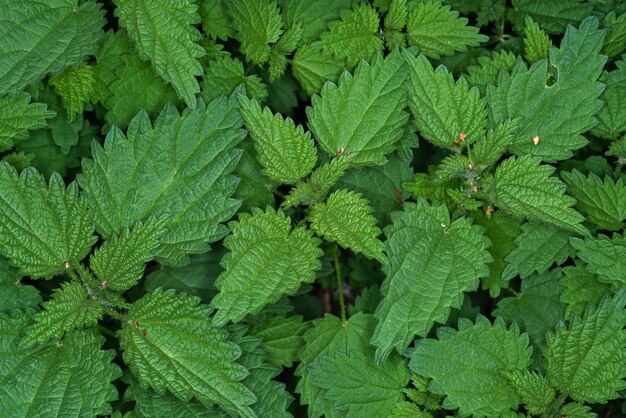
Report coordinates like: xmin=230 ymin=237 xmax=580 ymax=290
xmin=0 ymin=0 xmax=625 ymax=417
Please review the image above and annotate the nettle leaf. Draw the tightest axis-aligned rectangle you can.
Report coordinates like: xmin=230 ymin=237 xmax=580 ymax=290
xmin=201 ymin=56 xmax=268 ymax=104
xmin=0 ymin=0 xmax=105 ymax=95
xmin=524 ymin=16 xmax=552 ymax=64
xmin=317 ymin=3 xmax=383 ymax=68
xmin=21 ymin=281 xmax=104 ymax=348
xmin=562 ymin=169 xmax=626 ymax=231
xmin=471 ymin=118 xmax=519 ymax=169
xmin=114 ymin=0 xmax=204 ymax=108
xmin=504 ymin=370 xmax=555 ymax=416
xmin=211 ymin=207 xmax=322 ymax=326
xmin=488 ymin=17 xmax=607 ymax=161
xmin=126 ymin=377 xmax=214 ymax=418
xmin=487 ymin=155 xmax=588 ymax=235
xmin=592 ymin=59 xmax=626 ymax=140
xmin=466 ymin=50 xmax=519 ymax=95
xmin=502 ymin=222 xmax=575 ymax=280
xmin=509 ymin=0 xmax=593 ymax=34
xmin=372 ymin=199 xmax=492 ymax=362
xmin=571 ymin=233 xmax=626 ymax=288
xmin=78 ymin=97 xmax=244 ymax=266
xmin=308 ymin=350 xmax=409 ymax=418
xmin=249 ymin=314 xmax=309 ymax=368
xmin=49 ymin=64 xmax=96 ymax=121
xmin=0 ymin=256 xmax=41 ymax=313
xmin=282 ymin=0 xmax=353 ymax=43
xmin=198 ymin=0 xmax=232 ymax=41
xmin=291 ymin=44 xmax=345 ymax=96
xmin=0 ymin=93 xmax=55 ymax=152
xmin=406 ymin=0 xmax=488 ymax=59
xmin=310 ymin=189 xmax=385 ymax=262
xmin=90 ymin=220 xmax=166 ymax=291
xmin=404 ymin=51 xmax=487 ymax=149
xmin=0 ymin=311 xmax=121 ymax=417
xmin=410 ymin=316 xmax=532 ymax=417
xmin=602 ymin=11 xmax=626 ymax=58
xmin=560 ymin=263 xmax=610 ymax=317
xmin=307 ymin=50 xmax=408 ymax=166
xmin=119 ymin=289 xmax=255 ymax=416
xmin=0 ymin=162 xmax=96 ymax=278
xmin=494 ymin=269 xmax=564 ymax=347
xmin=545 ymin=289 xmax=626 ymax=403
xmin=238 ymin=95 xmax=317 ymax=184
xmin=227 ymin=0 xmax=284 ymax=65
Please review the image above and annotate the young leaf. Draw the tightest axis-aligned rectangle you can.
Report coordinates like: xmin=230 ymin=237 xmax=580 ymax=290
xmin=291 ymin=44 xmax=345 ymax=96
xmin=466 ymin=50 xmax=519 ymax=95
xmin=249 ymin=314 xmax=309 ymax=368
xmin=0 ymin=0 xmax=105 ymax=95
xmin=562 ymin=169 xmax=626 ymax=231
xmin=523 ymin=16 xmax=552 ymax=63
xmin=502 ymin=222 xmax=575 ymax=280
xmin=486 ymin=155 xmax=588 ymax=235
xmin=545 ymin=289 xmax=626 ymax=403
xmin=404 ymin=51 xmax=487 ymax=149
xmin=78 ymin=97 xmax=244 ymax=266
xmin=410 ymin=316 xmax=532 ymax=416
xmin=211 ymin=207 xmax=322 ymax=326
xmin=406 ymin=0 xmax=487 ymax=59
xmin=310 ymin=189 xmax=385 ymax=262
xmin=591 ymin=59 xmax=626 ymax=140
xmin=0 ymin=163 xmax=96 ymax=278
xmin=238 ymin=95 xmax=317 ymax=184
xmin=570 ymin=233 xmax=626 ymax=288
xmin=560 ymin=263 xmax=610 ymax=317
xmin=202 ymin=56 xmax=268 ymax=106
xmin=308 ymin=351 xmax=409 ymax=418
xmin=488 ymin=17 xmax=607 ymax=161
xmin=119 ymin=289 xmax=256 ymax=416
xmin=307 ymin=50 xmax=408 ymax=166
xmin=372 ymin=200 xmax=492 ymax=362
xmin=90 ymin=220 xmax=166 ymax=291
xmin=114 ymin=0 xmax=204 ymax=107
xmin=0 ymin=312 xmax=121 ymax=417
xmin=283 ymin=156 xmax=353 ymax=207
xmin=504 ymin=370 xmax=555 ymax=416
xmin=49 ymin=64 xmax=96 ymax=121
xmin=471 ymin=119 xmax=519 ymax=169
xmin=0 ymin=94 xmax=55 ymax=152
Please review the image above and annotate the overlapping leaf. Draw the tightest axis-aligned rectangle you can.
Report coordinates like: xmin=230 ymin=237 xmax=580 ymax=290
xmin=570 ymin=233 xmax=626 ymax=288
xmin=0 ymin=94 xmax=54 ymax=153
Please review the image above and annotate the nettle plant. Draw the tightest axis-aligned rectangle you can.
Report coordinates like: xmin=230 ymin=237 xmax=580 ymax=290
xmin=0 ymin=0 xmax=625 ymax=417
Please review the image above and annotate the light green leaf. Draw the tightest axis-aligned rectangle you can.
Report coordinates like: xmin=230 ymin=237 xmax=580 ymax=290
xmin=310 ymin=189 xmax=385 ymax=262
xmin=545 ymin=289 xmax=626 ymax=403
xmin=471 ymin=119 xmax=519 ymax=170
xmin=308 ymin=50 xmax=407 ymax=166
xmin=404 ymin=51 xmax=486 ymax=149
xmin=560 ymin=263 xmax=610 ymax=317
xmin=114 ymin=0 xmax=204 ymax=107
xmin=291 ymin=44 xmax=345 ymax=96
xmin=406 ymin=0 xmax=488 ymax=59
xmin=49 ymin=64 xmax=96 ymax=121
xmin=466 ymin=50 xmax=519 ymax=95
xmin=198 ymin=0 xmax=232 ymax=40
xmin=487 ymin=17 xmax=607 ymax=161
xmin=524 ymin=16 xmax=552 ymax=63
xmin=212 ymin=207 xmax=322 ymax=326
xmin=372 ymin=200 xmax=492 ymax=362
xmin=486 ymin=155 xmax=587 ymax=235
xmin=283 ymin=156 xmax=353 ymax=207
xmin=0 ymin=163 xmax=96 ymax=278
xmin=410 ymin=316 xmax=532 ymax=416
xmin=504 ymin=370 xmax=555 ymax=416
xmin=559 ymin=402 xmax=595 ymax=418
xmin=239 ymin=95 xmax=317 ymax=184
xmin=591 ymin=59 xmax=626 ymax=140
xmin=570 ymin=233 xmax=626 ymax=288
xmin=602 ymin=12 xmax=626 ymax=57
xmin=203 ymin=56 xmax=268 ymax=104
xmin=78 ymin=97 xmax=244 ymax=266
xmin=119 ymin=289 xmax=256 ymax=416
xmin=0 ymin=311 xmax=121 ymax=417
xmin=0 ymin=94 xmax=55 ymax=153
xmin=0 ymin=0 xmax=105 ymax=95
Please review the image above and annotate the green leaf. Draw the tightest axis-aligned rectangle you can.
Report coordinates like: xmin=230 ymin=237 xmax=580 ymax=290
xmin=559 ymin=402 xmax=595 ymax=418
xmin=78 ymin=97 xmax=244 ymax=266
xmin=283 ymin=156 xmax=353 ymax=207
xmin=269 ymin=22 xmax=303 ymax=81
xmin=372 ymin=200 xmax=492 ymax=362
xmin=504 ymin=370 xmax=555 ymax=416
xmin=493 ymin=269 xmax=564 ymax=346
xmin=227 ymin=0 xmax=284 ymax=65
xmin=233 ymin=140 xmax=277 ymax=213
xmin=0 ymin=0 xmax=105 ymax=95
xmin=486 ymin=155 xmax=588 ymax=235
xmin=502 ymin=222 xmax=575 ymax=280
xmin=90 ymin=220 xmax=166 ymax=291
xmin=0 ymin=163 xmax=96 ymax=278
xmin=545 ymin=289 xmax=626 ymax=403
xmin=410 ymin=316 xmax=532 ymax=416
xmin=509 ymin=0 xmax=593 ymax=34
xmin=471 ymin=119 xmax=519 ymax=170
xmin=0 ymin=256 xmax=41 ymax=313
xmin=307 ymin=50 xmax=408 ymax=166
xmin=249 ymin=314 xmax=309 ymax=368
xmin=570 ymin=233 xmax=626 ymax=288
xmin=591 ymin=59 xmax=626 ymax=140
xmin=308 ymin=350 xmax=409 ymax=418
xmin=291 ymin=44 xmax=345 ymax=96
xmin=404 ymin=51 xmax=486 ymax=149
xmin=602 ymin=12 xmax=626 ymax=57
xmin=119 ymin=289 xmax=256 ymax=416
xmin=239 ymin=95 xmax=317 ymax=184
xmin=466 ymin=50 xmax=519 ymax=95
xmin=212 ymin=207 xmax=322 ymax=326
xmin=21 ymin=281 xmax=104 ymax=347
xmin=198 ymin=0 xmax=232 ymax=40
xmin=524 ymin=16 xmax=552 ymax=63
xmin=562 ymin=169 xmax=626 ymax=231
xmin=487 ymin=17 xmax=607 ymax=161
xmin=310 ymin=189 xmax=385 ymax=262
xmin=0 ymin=94 xmax=55 ymax=153
xmin=114 ymin=0 xmax=204 ymax=107
xmin=201 ymin=56 xmax=268 ymax=103
xmin=49 ymin=64 xmax=96 ymax=121
xmin=406 ymin=0 xmax=488 ymax=59
xmin=317 ymin=3 xmax=383 ymax=68
xmin=560 ymin=263 xmax=611 ymax=317
xmin=0 ymin=311 xmax=121 ymax=417
xmin=282 ymin=0 xmax=353 ymax=43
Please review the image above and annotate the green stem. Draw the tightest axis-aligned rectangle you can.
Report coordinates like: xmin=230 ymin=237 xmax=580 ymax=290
xmin=333 ymin=245 xmax=347 ymax=323
xmin=98 ymin=324 xmax=117 ymax=338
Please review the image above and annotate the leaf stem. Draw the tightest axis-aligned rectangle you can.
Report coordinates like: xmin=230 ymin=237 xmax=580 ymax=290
xmin=333 ymin=245 xmax=347 ymax=323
